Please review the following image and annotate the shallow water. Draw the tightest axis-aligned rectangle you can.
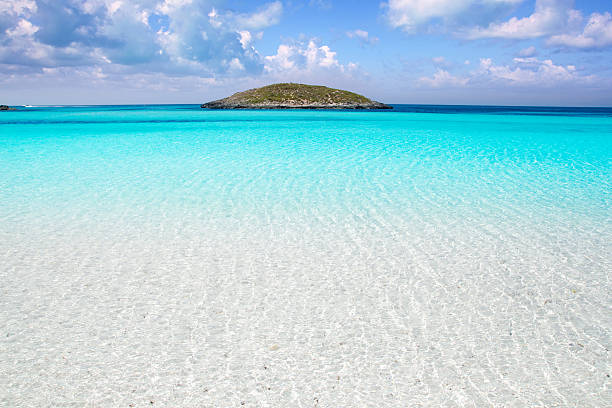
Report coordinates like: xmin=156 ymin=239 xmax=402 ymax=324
xmin=1 ymin=105 xmax=611 ymax=407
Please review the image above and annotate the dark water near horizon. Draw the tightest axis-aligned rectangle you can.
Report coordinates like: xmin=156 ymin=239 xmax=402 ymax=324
xmin=6 ymin=103 xmax=612 ymax=117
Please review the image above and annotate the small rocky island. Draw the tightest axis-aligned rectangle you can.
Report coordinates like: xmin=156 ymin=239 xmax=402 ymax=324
xmin=201 ymin=83 xmax=392 ymax=110
xmin=0 ymin=105 xmax=15 ymax=111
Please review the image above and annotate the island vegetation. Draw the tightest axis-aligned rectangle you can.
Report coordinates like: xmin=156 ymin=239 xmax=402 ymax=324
xmin=201 ymin=83 xmax=392 ymax=109
xmin=0 ymin=105 xmax=15 ymax=111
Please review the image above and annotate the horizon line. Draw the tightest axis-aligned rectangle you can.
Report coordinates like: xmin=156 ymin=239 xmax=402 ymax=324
xmin=4 ymin=103 xmax=612 ymax=109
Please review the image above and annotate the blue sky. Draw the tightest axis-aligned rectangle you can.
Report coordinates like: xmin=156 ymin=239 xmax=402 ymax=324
xmin=1 ymin=0 xmax=611 ymax=105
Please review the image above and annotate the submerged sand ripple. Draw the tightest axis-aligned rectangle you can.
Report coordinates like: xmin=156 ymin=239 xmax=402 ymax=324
xmin=1 ymin=210 xmax=610 ymax=407
xmin=1 ymin=109 xmax=610 ymax=406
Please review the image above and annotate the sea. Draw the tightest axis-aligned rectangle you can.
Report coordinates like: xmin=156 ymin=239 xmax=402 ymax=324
xmin=1 ymin=105 xmax=610 ymax=407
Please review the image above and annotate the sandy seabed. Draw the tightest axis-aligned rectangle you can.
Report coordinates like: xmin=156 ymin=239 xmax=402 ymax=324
xmin=1 ymin=107 xmax=610 ymax=406
xmin=1 ymin=210 xmax=610 ymax=407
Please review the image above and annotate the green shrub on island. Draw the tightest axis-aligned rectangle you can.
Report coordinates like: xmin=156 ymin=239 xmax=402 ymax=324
xmin=202 ymin=83 xmax=391 ymax=109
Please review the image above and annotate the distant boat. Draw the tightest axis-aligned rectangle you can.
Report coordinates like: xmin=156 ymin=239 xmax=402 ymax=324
xmin=23 ymin=105 xmax=33 ymax=108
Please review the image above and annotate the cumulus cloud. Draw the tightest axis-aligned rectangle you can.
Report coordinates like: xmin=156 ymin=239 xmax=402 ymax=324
xmin=0 ymin=0 xmax=283 ymax=76
xmin=464 ymin=0 xmax=580 ymax=39
xmin=255 ymin=38 xmax=366 ymax=96
xmin=476 ymin=56 xmax=594 ymax=85
xmin=384 ymin=0 xmax=523 ymax=32
xmin=237 ymin=30 xmax=256 ymax=49
xmin=0 ymin=0 xmax=37 ymax=16
xmin=418 ymin=55 xmax=595 ymax=88
xmin=346 ymin=29 xmax=378 ymax=45
xmin=265 ymin=39 xmax=343 ymax=73
xmin=386 ymin=0 xmax=612 ymax=51
xmin=548 ymin=12 xmax=612 ymax=49
xmin=461 ymin=0 xmax=612 ymax=49
xmin=6 ymin=19 xmax=39 ymax=37
xmin=0 ymin=0 xmax=37 ymax=33
xmin=152 ymin=0 xmax=267 ymax=75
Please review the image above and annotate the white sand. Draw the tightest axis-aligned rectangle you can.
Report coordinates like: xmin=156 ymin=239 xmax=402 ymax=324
xmin=1 ymin=211 xmax=610 ymax=407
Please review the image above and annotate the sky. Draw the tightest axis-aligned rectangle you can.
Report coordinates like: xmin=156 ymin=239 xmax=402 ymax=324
xmin=1 ymin=0 xmax=612 ymax=106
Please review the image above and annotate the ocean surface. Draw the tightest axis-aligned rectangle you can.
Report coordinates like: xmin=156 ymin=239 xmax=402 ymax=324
xmin=1 ymin=105 xmax=610 ymax=407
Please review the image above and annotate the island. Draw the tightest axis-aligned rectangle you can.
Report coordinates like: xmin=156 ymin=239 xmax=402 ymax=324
xmin=0 ymin=105 xmax=16 ymax=111
xmin=201 ymin=83 xmax=392 ymax=110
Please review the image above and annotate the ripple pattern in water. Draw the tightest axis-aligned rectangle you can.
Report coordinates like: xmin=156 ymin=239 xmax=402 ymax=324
xmin=1 ymin=106 xmax=611 ymax=407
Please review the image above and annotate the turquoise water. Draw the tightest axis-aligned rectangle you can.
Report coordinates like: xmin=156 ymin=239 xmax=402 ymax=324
xmin=2 ymin=106 xmax=610 ymax=225
xmin=1 ymin=105 xmax=611 ymax=406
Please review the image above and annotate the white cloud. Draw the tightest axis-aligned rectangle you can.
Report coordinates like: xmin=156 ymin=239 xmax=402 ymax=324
xmin=518 ymin=46 xmax=537 ymax=56
xmin=238 ymin=30 xmax=252 ymax=49
xmin=264 ymin=40 xmax=342 ymax=73
xmin=419 ymin=69 xmax=468 ymax=87
xmin=347 ymin=29 xmax=368 ymax=39
xmin=418 ymin=55 xmax=596 ymax=89
xmin=228 ymin=57 xmax=245 ymax=71
xmin=476 ymin=56 xmax=593 ymax=85
xmin=385 ymin=0 xmax=612 ymax=51
xmin=258 ymin=39 xmax=366 ymax=96
xmin=312 ymin=45 xmax=338 ymax=68
xmin=464 ymin=0 xmax=580 ymax=39
xmin=236 ymin=29 xmax=264 ymax=51
xmin=0 ymin=0 xmax=283 ymax=76
xmin=346 ymin=29 xmax=379 ymax=45
xmin=233 ymin=1 xmax=282 ymax=30
xmin=207 ymin=7 xmax=222 ymax=28
xmin=107 ymin=1 xmax=123 ymax=15
xmin=208 ymin=1 xmax=283 ymax=31
xmin=6 ymin=19 xmax=39 ymax=37
xmin=548 ymin=12 xmax=612 ymax=49
xmin=158 ymin=0 xmax=195 ymax=15
xmin=0 ymin=0 xmax=37 ymax=16
xmin=264 ymin=44 xmax=295 ymax=70
xmin=385 ymin=0 xmax=523 ymax=32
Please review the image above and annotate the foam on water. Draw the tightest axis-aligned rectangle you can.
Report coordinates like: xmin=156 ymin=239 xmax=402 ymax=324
xmin=1 ymin=106 xmax=611 ymax=406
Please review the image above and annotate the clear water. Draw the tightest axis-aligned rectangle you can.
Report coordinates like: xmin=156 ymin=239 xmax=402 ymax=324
xmin=1 ymin=105 xmax=611 ymax=406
